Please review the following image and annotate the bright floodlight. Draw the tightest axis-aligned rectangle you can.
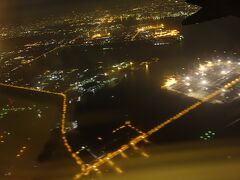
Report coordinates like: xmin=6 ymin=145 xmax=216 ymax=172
xmin=163 ymin=77 xmax=177 ymax=88
xmin=162 ymin=59 xmax=240 ymax=104
xmin=201 ymin=80 xmax=208 ymax=85
xmin=199 ymin=64 xmax=206 ymax=71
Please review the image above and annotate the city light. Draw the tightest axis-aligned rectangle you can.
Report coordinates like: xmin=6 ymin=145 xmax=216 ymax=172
xmin=91 ymin=33 xmax=111 ymax=39
xmin=162 ymin=59 xmax=240 ymax=103
xmin=137 ymin=24 xmax=165 ymax=32
xmin=199 ymin=64 xmax=206 ymax=71
xmin=112 ymin=121 xmax=146 ymax=135
xmin=162 ymin=77 xmax=177 ymax=88
xmin=201 ymin=80 xmax=208 ymax=85
xmin=154 ymin=29 xmax=180 ymax=38
xmin=74 ymin=76 xmax=240 ymax=178
xmin=0 ymin=1 xmax=238 ymax=179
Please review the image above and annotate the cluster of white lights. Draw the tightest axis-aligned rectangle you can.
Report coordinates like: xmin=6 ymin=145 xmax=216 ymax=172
xmin=162 ymin=59 xmax=240 ymax=103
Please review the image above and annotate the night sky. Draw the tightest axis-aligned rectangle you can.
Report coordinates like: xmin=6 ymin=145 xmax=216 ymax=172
xmin=0 ymin=0 xmax=123 ymax=8
xmin=0 ymin=0 xmax=129 ymax=23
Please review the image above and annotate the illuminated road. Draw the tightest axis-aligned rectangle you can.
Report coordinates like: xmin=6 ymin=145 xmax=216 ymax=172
xmin=1 ymin=76 xmax=240 ymax=179
xmin=112 ymin=121 xmax=146 ymax=136
xmin=131 ymin=31 xmax=140 ymax=41
xmin=74 ymin=76 xmax=240 ymax=179
xmin=0 ymin=83 xmax=86 ymax=170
